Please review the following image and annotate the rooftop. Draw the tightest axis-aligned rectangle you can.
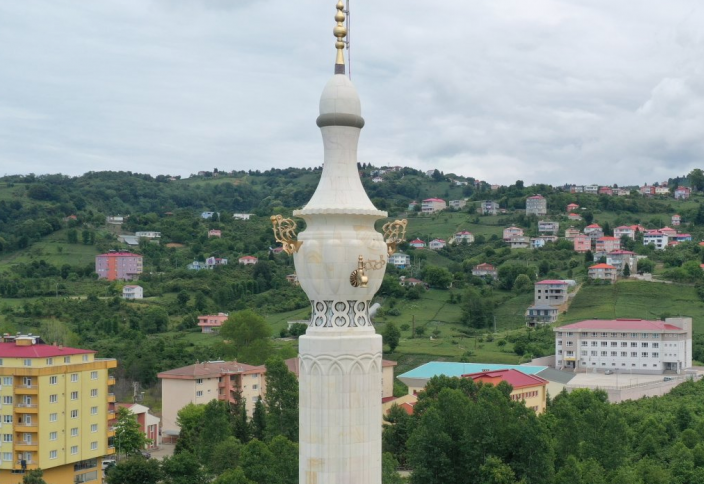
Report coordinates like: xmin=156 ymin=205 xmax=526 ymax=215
xmin=398 ymin=362 xmax=547 ymax=380
xmin=589 ymin=263 xmax=616 ymax=269
xmin=462 ymin=369 xmax=548 ymax=389
xmin=535 ymin=280 xmax=567 ymax=285
xmin=97 ymin=252 xmax=141 ymax=257
xmin=0 ymin=342 xmax=94 ymax=358
xmin=557 ymin=319 xmax=683 ymax=332
xmin=158 ymin=361 xmax=264 ymax=380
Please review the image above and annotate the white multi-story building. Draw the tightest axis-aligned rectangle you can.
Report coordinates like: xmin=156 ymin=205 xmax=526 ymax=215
xmin=643 ymin=230 xmax=669 ymax=250
xmin=122 ymin=285 xmax=143 ymax=299
xmin=429 ymin=239 xmax=446 ymax=250
xmin=538 ymin=221 xmax=560 ymax=234
xmin=421 ymin=198 xmax=447 ymax=214
xmin=481 ymin=200 xmax=499 ymax=215
xmin=389 ymin=253 xmax=411 ymax=269
xmin=526 ymin=195 xmax=547 ymax=216
xmin=509 ymin=236 xmax=530 ymax=249
xmin=135 ymin=231 xmax=161 ymax=239
xmin=449 ymin=199 xmax=466 ymax=210
xmin=584 ymin=184 xmax=599 ymax=194
xmin=614 ymin=226 xmax=635 ymax=240
xmin=452 ymin=231 xmax=474 ymax=244
xmin=554 ymin=318 xmax=692 ymax=374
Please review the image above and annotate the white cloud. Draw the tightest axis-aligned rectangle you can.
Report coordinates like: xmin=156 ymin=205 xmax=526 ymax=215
xmin=0 ymin=0 xmax=703 ymax=185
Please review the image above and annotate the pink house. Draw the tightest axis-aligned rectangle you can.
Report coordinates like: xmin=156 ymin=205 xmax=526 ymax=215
xmin=568 ymin=213 xmax=582 ymax=221
xmin=208 ymin=229 xmax=222 ymax=238
xmin=573 ymin=234 xmax=591 ymax=253
xmin=674 ymin=186 xmax=691 ymax=200
xmin=614 ymin=226 xmax=635 ymax=239
xmin=566 ymin=203 xmax=579 ymax=213
xmin=239 ymin=256 xmax=259 ymax=265
xmin=198 ymin=313 xmax=229 ymax=333
xmin=596 ymin=236 xmax=620 ymax=253
xmin=660 ymin=226 xmax=677 ymax=236
xmin=598 ymin=186 xmax=613 ymax=195
xmin=584 ymin=224 xmax=602 ymax=235
xmin=672 ymin=214 xmax=681 ymax=226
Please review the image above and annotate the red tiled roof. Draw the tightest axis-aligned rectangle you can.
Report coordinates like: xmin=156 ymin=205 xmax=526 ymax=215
xmin=528 ymin=195 xmax=544 ymax=199
xmin=558 ymin=319 xmax=683 ymax=331
xmin=158 ymin=361 xmax=264 ymax=380
xmin=410 ymin=239 xmax=425 ymax=244
xmin=0 ymin=343 xmax=94 ymax=358
xmin=589 ymin=263 xmax=616 ymax=269
xmin=423 ymin=198 xmax=445 ymax=202
xmin=462 ymin=369 xmax=548 ymax=389
xmin=382 ymin=396 xmax=397 ymax=404
xmin=615 ymin=226 xmax=633 ymax=230
xmin=97 ymin=252 xmax=141 ymax=257
xmin=598 ymin=237 xmax=619 ymax=241
xmin=585 ymin=224 xmax=601 ymax=228
xmin=239 ymin=256 xmax=258 ymax=260
xmin=535 ymin=280 xmax=567 ymax=285
xmin=475 ymin=263 xmax=495 ymax=270
xmin=608 ymin=250 xmax=635 ymax=255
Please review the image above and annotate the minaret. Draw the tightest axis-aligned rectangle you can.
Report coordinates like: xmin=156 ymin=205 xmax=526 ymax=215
xmin=291 ymin=2 xmax=391 ymax=483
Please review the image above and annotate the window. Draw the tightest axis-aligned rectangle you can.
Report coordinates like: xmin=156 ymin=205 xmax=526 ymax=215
xmin=252 ymin=396 xmax=260 ymax=403
xmin=631 ymin=333 xmax=637 ymax=338
xmin=64 ymin=356 xmax=71 ymax=363
xmin=71 ymin=410 xmax=79 ymax=419
xmin=49 ymin=376 xmax=57 ymax=385
xmin=591 ymin=342 xmax=598 ymax=347
xmin=601 ymin=351 xmax=607 ymax=357
xmin=2 ymin=453 xmax=11 ymax=462
xmin=2 ymin=415 xmax=12 ymax=424
xmin=557 ymin=340 xmax=562 ymax=346
xmin=83 ymin=355 xmax=89 ymax=362
xmin=566 ymin=341 xmax=573 ymax=347
xmin=591 ymin=332 xmax=597 ymax=337
xmin=610 ymin=342 xmax=618 ymax=347
xmin=71 ymin=428 xmax=79 ymax=437
xmin=558 ymin=350 xmax=563 ymax=355
xmin=642 ymin=352 xmax=648 ymax=358
xmin=50 ymin=450 xmax=57 ymax=459
xmin=2 ymin=377 xmax=11 ymax=386
xmin=652 ymin=343 xmax=659 ymax=348
xmin=631 ymin=352 xmax=638 ymax=357
xmin=91 ymin=406 xmax=98 ymax=415
xmin=2 ymin=396 xmax=12 ymax=405
xmin=631 ymin=342 xmax=638 ymax=347
xmin=653 ymin=352 xmax=659 ymax=358
xmin=90 ymin=371 xmax=98 ymax=380
xmin=91 ymin=441 xmax=98 ymax=451
xmin=252 ymin=374 xmax=258 ymax=378
xmin=71 ymin=446 xmax=78 ymax=455
xmin=50 ymin=431 xmax=57 ymax=441
xmin=50 ymin=394 xmax=58 ymax=403
xmin=581 ymin=341 xmax=587 ymax=347
xmin=196 ymin=379 xmax=203 ymax=384
xmin=581 ymin=351 xmax=587 ymax=356
xmin=252 ymin=384 xmax=258 ymax=390
xmin=2 ymin=434 xmax=12 ymax=442
xmin=71 ymin=391 xmax=78 ymax=400
xmin=600 ymin=332 xmax=607 ymax=337
xmin=621 ymin=342 xmax=628 ymax=347
xmin=91 ymin=424 xmax=98 ymax=433
xmin=642 ymin=342 xmax=649 ymax=348
xmin=196 ymin=391 xmax=203 ymax=397
xmin=50 ymin=413 xmax=57 ymax=422
xmin=91 ymin=389 xmax=98 ymax=397
xmin=591 ymin=351 xmax=597 ymax=356
xmin=611 ymin=351 xmax=617 ymax=357
xmin=601 ymin=342 xmax=608 ymax=347
xmin=641 ymin=333 xmax=648 ymax=338
xmin=71 ymin=373 xmax=79 ymax=382
xmin=24 ymin=359 xmax=32 ymax=367
xmin=621 ymin=352 xmax=627 ymax=357
xmin=46 ymin=357 xmax=53 ymax=365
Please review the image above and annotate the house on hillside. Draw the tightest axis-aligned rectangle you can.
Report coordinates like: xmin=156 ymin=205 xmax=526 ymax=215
xmin=596 ymin=237 xmax=620 ymax=253
xmin=566 ymin=203 xmax=579 ymax=213
xmin=449 ymin=199 xmax=466 ymax=210
xmin=187 ymin=260 xmax=207 ymax=270
xmin=208 ymin=229 xmax=222 ymax=238
xmin=96 ymin=252 xmax=143 ymax=281
xmin=206 ymin=257 xmax=228 ymax=268
xmin=672 ymin=214 xmax=681 ymax=226
xmin=429 ymin=239 xmax=446 ymax=250
xmin=538 ymin=221 xmax=559 ymax=234
xmin=599 ymin=186 xmax=613 ymax=196
xmin=452 ymin=231 xmax=474 ymax=244
xmin=233 ymin=213 xmax=253 ymax=220
xmin=481 ymin=200 xmax=499 ymax=215
xmin=573 ymin=234 xmax=591 ymax=253
xmin=564 ymin=227 xmax=581 ymax=240
xmin=643 ymin=230 xmax=669 ymax=250
xmin=606 ymin=250 xmax=638 ymax=274
xmin=389 ymin=253 xmax=411 ymax=269
xmin=503 ymin=226 xmax=524 ymax=240
xmin=674 ymin=187 xmax=691 ymax=200
xmin=462 ymin=369 xmax=548 ymax=413
xmin=614 ymin=226 xmax=635 ymax=239
xmin=238 ymin=256 xmax=258 ymax=265
xmin=508 ymin=236 xmax=530 ymax=249
xmin=421 ymin=198 xmax=447 ymax=214
xmin=588 ymin=263 xmax=618 ymax=282
xmin=117 ymin=403 xmax=161 ymax=449
xmin=122 ymin=285 xmax=143 ymax=300
xmin=526 ymin=195 xmax=547 ymax=216
xmin=472 ymin=263 xmax=497 ymax=279
xmin=584 ymin=184 xmax=599 ymax=194
xmin=534 ymin=280 xmax=569 ymax=306
xmin=584 ymin=224 xmax=602 ymax=235
xmin=201 ymin=212 xmax=216 ymax=219
xmin=526 ymin=305 xmax=559 ymax=326
xmin=568 ymin=213 xmax=582 ymax=221
xmin=197 ymin=313 xmax=229 ymax=333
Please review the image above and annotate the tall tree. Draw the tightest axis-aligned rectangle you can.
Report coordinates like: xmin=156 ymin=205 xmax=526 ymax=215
xmin=114 ymin=406 xmax=150 ymax=457
xmin=161 ymin=451 xmax=208 ymax=484
xmin=383 ymin=322 xmax=401 ymax=353
xmin=251 ymin=399 xmax=267 ymax=441
xmin=264 ymin=357 xmax=299 ymax=441
xmin=106 ymin=456 xmax=162 ymax=484
xmin=219 ymin=310 xmax=274 ymax=364
xmin=174 ymin=403 xmax=205 ymax=455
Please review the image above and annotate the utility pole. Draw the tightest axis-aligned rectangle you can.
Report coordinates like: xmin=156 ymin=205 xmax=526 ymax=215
xmin=411 ymin=315 xmax=415 ymax=339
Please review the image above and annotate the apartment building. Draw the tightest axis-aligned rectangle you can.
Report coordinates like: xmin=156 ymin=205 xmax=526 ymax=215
xmin=554 ymin=318 xmax=692 ymax=374
xmin=588 ymin=263 xmax=618 ymax=282
xmin=461 ymin=369 xmax=548 ymax=414
xmin=573 ymin=234 xmax=591 ymax=253
xmin=0 ymin=334 xmax=117 ymax=484
xmin=95 ymin=252 xmax=143 ymax=281
xmin=538 ymin=221 xmax=559 ymax=235
xmin=526 ymin=305 xmax=559 ymax=326
xmin=122 ymin=285 xmax=143 ymax=300
xmin=614 ymin=226 xmax=635 ymax=239
xmin=158 ymin=362 xmax=266 ymax=440
xmin=526 ymin=195 xmax=547 ymax=216
xmin=421 ymin=198 xmax=447 ymax=214
xmin=508 ymin=236 xmax=530 ymax=249
xmin=481 ymin=200 xmax=499 ymax=215
xmin=503 ymin=226 xmax=524 ymax=241
xmin=449 ymin=200 xmax=466 ymax=210
xmin=595 ymin=236 xmax=621 ymax=253
xmin=606 ymin=250 xmax=638 ymax=274
xmin=643 ymin=230 xmax=669 ymax=250
xmin=564 ymin=227 xmax=581 ymax=240
xmin=197 ymin=313 xmax=230 ymax=333
xmin=534 ymin=280 xmax=569 ymax=306
xmin=388 ymin=253 xmax=411 ymax=269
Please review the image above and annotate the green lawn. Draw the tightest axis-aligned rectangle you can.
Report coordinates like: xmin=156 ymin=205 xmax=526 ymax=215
xmin=0 ymin=229 xmax=101 ymax=269
xmin=559 ymin=281 xmax=704 ymax=331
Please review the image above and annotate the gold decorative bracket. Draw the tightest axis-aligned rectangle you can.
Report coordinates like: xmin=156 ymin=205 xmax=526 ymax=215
xmin=270 ymin=215 xmax=303 ymax=255
xmin=350 ymin=255 xmax=386 ymax=288
xmin=383 ymin=219 xmax=408 ymax=256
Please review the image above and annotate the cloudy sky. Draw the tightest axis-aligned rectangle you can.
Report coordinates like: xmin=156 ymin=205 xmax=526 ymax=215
xmin=1 ymin=0 xmax=703 ymax=185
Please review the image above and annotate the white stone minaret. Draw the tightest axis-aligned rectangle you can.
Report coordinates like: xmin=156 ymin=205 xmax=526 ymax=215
xmin=294 ymin=2 xmax=386 ymax=483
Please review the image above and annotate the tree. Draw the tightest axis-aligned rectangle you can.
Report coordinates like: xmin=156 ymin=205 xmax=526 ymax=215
xmin=208 ymin=436 xmax=244 ymax=476
xmin=251 ymin=399 xmax=267 ymax=441
xmin=265 ymin=357 xmax=299 ymax=441
xmin=623 ymin=263 xmax=631 ymax=277
xmin=161 ymin=451 xmax=208 ymax=484
xmin=421 ymin=266 xmax=453 ymax=289
xmin=688 ymin=169 xmax=704 ymax=191
xmin=115 ymin=406 xmax=150 ymax=457
xmin=382 ymin=452 xmax=404 ymax=484
xmin=220 ymin=310 xmax=274 ymax=364
xmin=513 ymin=274 xmax=532 ymax=294
xmin=22 ymin=469 xmax=47 ymax=484
xmin=383 ymin=322 xmax=401 ymax=353
xmin=213 ymin=469 xmax=256 ymax=484
xmin=199 ymin=400 xmax=233 ymax=462
xmin=174 ymin=403 xmax=205 ymax=455
xmin=268 ymin=436 xmax=299 ymax=484
xmin=240 ymin=439 xmax=276 ymax=483
xmin=106 ymin=456 xmax=162 ymax=484
xmin=638 ymin=259 xmax=654 ymax=274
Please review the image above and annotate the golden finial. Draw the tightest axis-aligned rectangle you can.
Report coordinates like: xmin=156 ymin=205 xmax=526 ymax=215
xmin=334 ymin=0 xmax=347 ymax=74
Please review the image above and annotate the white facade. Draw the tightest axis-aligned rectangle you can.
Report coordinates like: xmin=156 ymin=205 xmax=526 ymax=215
xmin=538 ymin=221 xmax=559 ymax=234
xmin=584 ymin=184 xmax=599 ymax=194
xmin=389 ymin=253 xmax=410 ymax=268
xmin=526 ymin=195 xmax=547 ymax=216
xmin=135 ymin=231 xmax=161 ymax=239
xmin=429 ymin=239 xmax=446 ymax=250
xmin=422 ymin=198 xmax=447 ymax=213
xmin=555 ymin=318 xmax=692 ymax=374
xmin=449 ymin=199 xmax=466 ymax=209
xmin=643 ymin=231 xmax=669 ymax=250
xmin=122 ymin=285 xmax=143 ymax=300
xmin=614 ymin=226 xmax=635 ymax=239
xmin=233 ymin=213 xmax=253 ymax=220
xmin=452 ymin=231 xmax=474 ymax=244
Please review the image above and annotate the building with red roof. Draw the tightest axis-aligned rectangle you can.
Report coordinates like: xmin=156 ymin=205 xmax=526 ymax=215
xmin=554 ymin=317 xmax=692 ymax=373
xmin=421 ymin=198 xmax=447 ymax=214
xmin=472 ymin=263 xmax=497 ymax=279
xmin=503 ymin=226 xmax=524 ymax=241
xmin=428 ymin=238 xmax=446 ymax=250
xmin=95 ymin=251 xmax=143 ymax=281
xmin=595 ymin=236 xmax=620 ymax=254
xmin=588 ymin=263 xmax=618 ymax=282
xmin=573 ymin=234 xmax=591 ymax=253
xmin=674 ymin=186 xmax=691 ymax=200
xmin=238 ymin=255 xmax=258 ymax=265
xmin=462 ymin=369 xmax=548 ymax=413
xmin=197 ymin=313 xmax=229 ymax=333
xmin=583 ymin=223 xmax=602 ymax=234
xmin=452 ymin=231 xmax=475 ymax=244
xmin=409 ymin=238 xmax=426 ymax=248
xmin=614 ymin=225 xmax=635 ymax=240
xmin=566 ymin=203 xmax=579 ymax=213
xmin=672 ymin=214 xmax=681 ymax=226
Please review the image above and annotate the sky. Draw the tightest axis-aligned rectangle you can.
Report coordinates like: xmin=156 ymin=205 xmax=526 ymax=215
xmin=1 ymin=0 xmax=703 ymax=186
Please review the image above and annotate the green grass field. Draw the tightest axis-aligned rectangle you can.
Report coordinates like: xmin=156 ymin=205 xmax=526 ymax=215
xmin=0 ymin=229 xmax=101 ymax=269
xmin=559 ymin=280 xmax=704 ymax=331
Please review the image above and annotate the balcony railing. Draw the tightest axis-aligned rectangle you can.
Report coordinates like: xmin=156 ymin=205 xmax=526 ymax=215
xmin=17 ymin=440 xmax=38 ymax=446
xmin=15 ymin=403 xmax=38 ymax=408
xmin=15 ymin=422 xmax=38 ymax=429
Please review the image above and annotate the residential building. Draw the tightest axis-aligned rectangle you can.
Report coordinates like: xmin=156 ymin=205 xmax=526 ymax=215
xmin=508 ymin=236 xmax=530 ymax=249
xmin=481 ymin=200 xmax=499 ymax=215
xmin=158 ymin=361 xmax=266 ymax=440
xmin=187 ymin=261 xmax=207 ymax=271
xmin=615 ymin=187 xmax=631 ymax=196
xmin=643 ymin=230 xmax=669 ymax=250
xmin=598 ymin=186 xmax=613 ymax=196
xmin=538 ymin=221 xmax=559 ymax=234
xmin=670 ymin=233 xmax=692 ymax=244
xmin=238 ymin=256 xmax=258 ymax=265
xmin=526 ymin=195 xmax=547 ymax=216
xmin=63 ymin=214 xmax=77 ymax=222
xmin=606 ymin=250 xmax=638 ymax=274
xmin=530 ymin=238 xmax=546 ymax=250
xmin=201 ymin=212 xmax=216 ymax=219
xmin=614 ymin=226 xmax=635 ymax=240
xmin=660 ymin=226 xmax=677 ymax=236
xmin=428 ymin=239 xmax=446 ymax=250
xmin=407 ymin=201 xmax=417 ymax=211
xmin=95 ymin=252 xmax=143 ymax=281
xmin=421 ymin=198 xmax=447 ymax=214
xmin=566 ymin=203 xmax=579 ymax=213
xmin=584 ymin=185 xmax=599 ymax=194
xmin=586 ymin=229 xmax=605 ymax=244
xmin=372 ymin=177 xmax=383 ymax=183
xmin=116 ymin=403 xmax=160 ymax=449
xmin=461 ymin=369 xmax=548 ymax=414
xmin=568 ymin=213 xmax=582 ymax=221
xmin=452 ymin=231 xmax=474 ymax=244
xmin=472 ymin=263 xmax=497 ymax=279
xmin=449 ymin=199 xmax=466 ymax=210
xmin=672 ymin=214 xmax=681 ymax=226
xmin=503 ymin=226 xmax=524 ymax=240
xmin=583 ymin=224 xmax=602 ymax=235
xmin=564 ymin=227 xmax=581 ymax=240
xmin=286 ymin=274 xmax=299 ymax=286
xmin=206 ymin=257 xmax=228 ymax=268
xmin=596 ymin=237 xmax=621 ymax=253
xmin=674 ymin=187 xmax=691 ymax=200
xmin=588 ymin=263 xmax=618 ymax=282
xmin=399 ymin=277 xmax=425 ymax=288
xmin=526 ymin=305 xmax=559 ymax=326
xmin=106 ymin=216 xmax=124 ymax=225
xmin=640 ymin=185 xmax=655 ymax=196
xmin=571 ymin=185 xmax=585 ymax=193
xmin=134 ymin=231 xmax=161 ymax=239
xmin=534 ymin=280 xmax=569 ymax=306
xmin=554 ymin=317 xmax=692 ymax=373
xmin=655 ymin=186 xmax=670 ymax=195
xmin=197 ymin=313 xmax=230 ymax=333
xmin=122 ymin=285 xmax=143 ymax=300
xmin=389 ymin=253 xmax=411 ymax=269
xmin=208 ymin=229 xmax=222 ymax=238
xmin=117 ymin=235 xmax=140 ymax=246
xmin=409 ymin=239 xmax=426 ymax=249
xmin=0 ymin=334 xmax=116 ymax=483
xmin=232 ymin=213 xmax=253 ymax=220
xmin=573 ymin=234 xmax=591 ymax=253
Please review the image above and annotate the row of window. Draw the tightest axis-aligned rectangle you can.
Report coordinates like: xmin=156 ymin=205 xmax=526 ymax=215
xmin=560 ymin=350 xmax=660 ymax=358
xmin=49 ymin=425 xmax=100 ymax=440
xmin=49 ymin=443 xmax=99 ymax=458
xmin=559 ymin=341 xmax=660 ymax=348
xmin=556 ymin=332 xmax=661 ymax=339
xmin=1 ymin=355 xmax=92 ymax=367
xmin=510 ymin=390 xmax=540 ymax=401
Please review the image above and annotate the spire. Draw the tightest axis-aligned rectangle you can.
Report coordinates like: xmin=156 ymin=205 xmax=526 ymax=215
xmin=334 ymin=0 xmax=347 ymax=75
